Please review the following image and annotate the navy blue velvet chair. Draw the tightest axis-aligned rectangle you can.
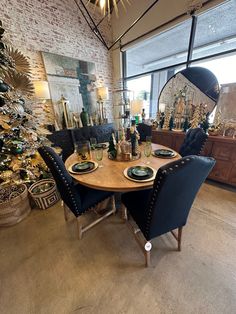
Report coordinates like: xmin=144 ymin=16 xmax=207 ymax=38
xmin=38 ymin=146 xmax=116 ymax=239
xmin=137 ymin=123 xmax=152 ymax=142
xmin=121 ymin=155 xmax=215 ymax=267
xmin=179 ymin=128 xmax=208 ymax=157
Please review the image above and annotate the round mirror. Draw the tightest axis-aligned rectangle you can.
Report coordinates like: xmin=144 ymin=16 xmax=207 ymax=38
xmin=158 ymin=67 xmax=220 ymax=131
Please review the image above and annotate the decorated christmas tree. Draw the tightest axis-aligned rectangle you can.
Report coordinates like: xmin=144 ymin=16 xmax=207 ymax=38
xmin=162 ymin=106 xmax=172 ymax=130
xmin=190 ymin=104 xmax=201 ymax=128
xmin=0 ymin=20 xmax=51 ymax=186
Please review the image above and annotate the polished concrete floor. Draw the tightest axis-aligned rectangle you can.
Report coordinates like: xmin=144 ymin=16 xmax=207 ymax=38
xmin=0 ymin=182 xmax=235 ymax=314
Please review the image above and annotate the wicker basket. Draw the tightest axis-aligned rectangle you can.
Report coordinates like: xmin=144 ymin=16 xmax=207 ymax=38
xmin=0 ymin=184 xmax=31 ymax=227
xmin=28 ymin=179 xmax=60 ymax=210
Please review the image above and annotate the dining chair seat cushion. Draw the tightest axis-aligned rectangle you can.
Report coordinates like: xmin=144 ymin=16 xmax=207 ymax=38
xmin=77 ymin=184 xmax=113 ymax=212
xmin=121 ymin=189 xmax=152 ymax=234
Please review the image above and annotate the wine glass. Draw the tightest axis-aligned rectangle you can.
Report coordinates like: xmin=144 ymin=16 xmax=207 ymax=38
xmin=146 ymin=136 xmax=152 ymax=143
xmin=90 ymin=137 xmax=97 ymax=160
xmin=95 ymin=147 xmax=103 ymax=167
xmin=143 ymin=142 xmax=152 ymax=164
xmin=90 ymin=137 xmax=97 ymax=150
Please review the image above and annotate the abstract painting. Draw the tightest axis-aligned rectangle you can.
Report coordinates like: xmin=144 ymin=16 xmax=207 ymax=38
xmin=42 ymin=52 xmax=97 ymax=129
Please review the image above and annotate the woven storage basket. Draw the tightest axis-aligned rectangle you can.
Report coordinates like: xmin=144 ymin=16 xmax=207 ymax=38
xmin=28 ymin=179 xmax=60 ymax=210
xmin=0 ymin=184 xmax=31 ymax=227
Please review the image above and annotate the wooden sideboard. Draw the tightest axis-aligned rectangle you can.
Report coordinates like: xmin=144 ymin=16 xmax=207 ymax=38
xmin=152 ymin=130 xmax=236 ymax=187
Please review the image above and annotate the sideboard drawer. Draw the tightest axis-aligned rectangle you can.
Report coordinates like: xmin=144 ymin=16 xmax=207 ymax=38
xmin=208 ymin=160 xmax=231 ymax=181
xmin=211 ymin=143 xmax=234 ymax=161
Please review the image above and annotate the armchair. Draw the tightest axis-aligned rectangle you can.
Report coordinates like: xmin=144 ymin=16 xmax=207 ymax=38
xmin=38 ymin=146 xmax=116 ymax=239
xmin=179 ymin=127 xmax=208 ymax=157
xmin=121 ymin=155 xmax=215 ymax=267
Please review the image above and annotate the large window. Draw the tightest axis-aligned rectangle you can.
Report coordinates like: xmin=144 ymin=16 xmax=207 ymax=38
xmin=124 ymin=0 xmax=236 ymax=119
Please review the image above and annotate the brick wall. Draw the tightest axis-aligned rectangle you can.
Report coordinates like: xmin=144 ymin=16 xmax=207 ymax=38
xmin=1 ymin=0 xmax=113 ymax=124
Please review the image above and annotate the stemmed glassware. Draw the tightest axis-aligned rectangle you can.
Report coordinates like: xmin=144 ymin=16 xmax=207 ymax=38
xmin=90 ymin=137 xmax=97 ymax=150
xmin=95 ymin=146 xmax=103 ymax=168
xmin=143 ymin=136 xmax=152 ymax=164
xmin=143 ymin=142 xmax=152 ymax=164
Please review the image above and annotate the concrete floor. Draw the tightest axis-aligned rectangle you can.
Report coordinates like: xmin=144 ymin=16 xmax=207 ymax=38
xmin=0 ymin=182 xmax=235 ymax=314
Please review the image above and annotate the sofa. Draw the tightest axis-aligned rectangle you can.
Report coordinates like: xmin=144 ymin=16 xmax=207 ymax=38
xmin=47 ymin=123 xmax=114 ymax=161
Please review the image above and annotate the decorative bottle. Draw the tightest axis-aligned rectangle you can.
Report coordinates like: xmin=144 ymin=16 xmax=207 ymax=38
xmin=80 ymin=108 xmax=89 ymax=127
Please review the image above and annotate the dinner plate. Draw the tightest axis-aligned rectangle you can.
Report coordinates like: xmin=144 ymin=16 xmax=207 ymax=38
xmin=124 ymin=166 xmax=156 ymax=183
xmin=127 ymin=166 xmax=154 ymax=181
xmin=131 ymin=166 xmax=152 ymax=178
xmin=91 ymin=143 xmax=109 ymax=150
xmin=68 ymin=161 xmax=98 ymax=174
xmin=153 ymin=149 xmax=177 ymax=158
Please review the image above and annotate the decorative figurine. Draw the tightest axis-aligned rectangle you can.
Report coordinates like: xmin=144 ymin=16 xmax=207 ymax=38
xmin=163 ymin=106 xmax=172 ymax=130
xmin=141 ymin=108 xmax=146 ymax=123
xmin=130 ymin=121 xmax=140 ymax=156
xmin=108 ymin=133 xmax=117 ymax=159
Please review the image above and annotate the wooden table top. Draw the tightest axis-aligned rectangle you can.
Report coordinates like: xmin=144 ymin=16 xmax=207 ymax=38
xmin=65 ymin=143 xmax=181 ymax=192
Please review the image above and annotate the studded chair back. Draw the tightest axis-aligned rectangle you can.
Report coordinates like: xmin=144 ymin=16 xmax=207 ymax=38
xmin=179 ymin=128 xmax=208 ymax=157
xmin=137 ymin=123 xmax=152 ymax=142
xmin=143 ymin=156 xmax=215 ymax=240
xmin=38 ymin=146 xmax=82 ymax=216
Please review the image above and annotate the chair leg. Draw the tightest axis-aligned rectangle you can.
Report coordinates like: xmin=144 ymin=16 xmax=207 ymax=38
xmin=62 ymin=201 xmax=70 ymax=222
xmin=77 ymin=218 xmax=83 ymax=240
xmin=76 ymin=196 xmax=116 ymax=240
xmin=144 ymin=242 xmax=152 ymax=267
xmin=178 ymin=227 xmax=183 ymax=251
xmin=171 ymin=227 xmax=183 ymax=251
xmin=111 ymin=195 xmax=116 ymax=215
xmin=126 ymin=217 xmax=152 ymax=267
xmin=121 ymin=203 xmax=128 ymax=221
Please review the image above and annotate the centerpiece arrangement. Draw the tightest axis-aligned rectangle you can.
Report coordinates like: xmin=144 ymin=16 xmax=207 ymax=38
xmin=108 ymin=122 xmax=140 ymax=162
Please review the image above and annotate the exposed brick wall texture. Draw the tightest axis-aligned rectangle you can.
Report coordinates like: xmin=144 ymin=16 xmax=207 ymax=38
xmin=1 ymin=0 xmax=113 ymax=124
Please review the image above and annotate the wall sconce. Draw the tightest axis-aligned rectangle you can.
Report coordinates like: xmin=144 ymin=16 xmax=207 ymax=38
xmin=97 ymin=86 xmax=109 ymax=124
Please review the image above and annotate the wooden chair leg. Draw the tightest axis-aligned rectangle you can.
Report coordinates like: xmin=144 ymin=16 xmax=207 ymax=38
xmin=76 ymin=197 xmax=116 ymax=240
xmin=171 ymin=227 xmax=183 ymax=251
xmin=178 ymin=227 xmax=183 ymax=251
xmin=126 ymin=218 xmax=152 ymax=267
xmin=121 ymin=203 xmax=128 ymax=221
xmin=62 ymin=201 xmax=70 ymax=222
xmin=77 ymin=218 xmax=83 ymax=240
xmin=144 ymin=242 xmax=152 ymax=267
xmin=111 ymin=195 xmax=116 ymax=215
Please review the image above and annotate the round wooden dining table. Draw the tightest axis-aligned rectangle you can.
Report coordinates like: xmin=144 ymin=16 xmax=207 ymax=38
xmin=65 ymin=143 xmax=181 ymax=192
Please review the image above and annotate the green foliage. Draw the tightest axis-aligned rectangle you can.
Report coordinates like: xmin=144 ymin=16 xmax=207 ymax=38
xmin=169 ymin=116 xmax=174 ymax=131
xmin=108 ymin=134 xmax=117 ymax=159
xmin=183 ymin=117 xmax=190 ymax=132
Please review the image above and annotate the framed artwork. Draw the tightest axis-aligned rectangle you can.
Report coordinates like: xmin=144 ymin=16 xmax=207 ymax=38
xmin=42 ymin=52 xmax=97 ymax=129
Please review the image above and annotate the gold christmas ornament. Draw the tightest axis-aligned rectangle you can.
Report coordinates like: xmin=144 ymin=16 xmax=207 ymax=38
xmin=1 ymin=170 xmax=13 ymax=181
xmin=0 ymin=120 xmax=10 ymax=129
xmin=9 ymin=158 xmax=22 ymax=171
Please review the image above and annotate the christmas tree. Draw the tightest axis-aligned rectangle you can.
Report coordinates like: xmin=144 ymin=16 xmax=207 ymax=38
xmin=108 ymin=133 xmax=117 ymax=159
xmin=190 ymin=104 xmax=201 ymax=128
xmin=0 ymin=20 xmax=51 ymax=186
xmin=162 ymin=106 xmax=172 ymax=130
